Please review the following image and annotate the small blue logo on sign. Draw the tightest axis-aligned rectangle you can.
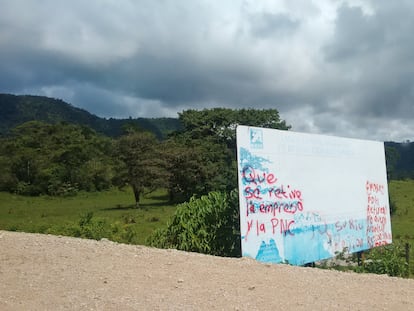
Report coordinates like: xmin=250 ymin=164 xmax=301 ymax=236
xmin=250 ymin=128 xmax=263 ymax=149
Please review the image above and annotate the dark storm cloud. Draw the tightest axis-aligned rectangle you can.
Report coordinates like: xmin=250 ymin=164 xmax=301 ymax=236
xmin=324 ymin=5 xmax=384 ymax=61
xmin=322 ymin=1 xmax=414 ymax=124
xmin=128 ymin=55 xmax=268 ymax=105
xmin=0 ymin=0 xmax=413 ymax=141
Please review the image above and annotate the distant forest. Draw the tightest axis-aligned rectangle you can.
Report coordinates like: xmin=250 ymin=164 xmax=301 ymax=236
xmin=0 ymin=93 xmax=413 ymax=182
xmin=0 ymin=93 xmax=181 ymax=139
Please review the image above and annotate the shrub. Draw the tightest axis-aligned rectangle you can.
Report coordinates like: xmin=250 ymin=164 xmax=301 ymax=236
xmin=77 ymin=212 xmax=112 ymax=240
xmin=360 ymin=242 xmax=410 ymax=278
xmin=147 ymin=190 xmax=241 ymax=257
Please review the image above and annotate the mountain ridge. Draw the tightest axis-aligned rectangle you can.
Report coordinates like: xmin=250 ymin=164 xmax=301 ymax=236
xmin=0 ymin=93 xmax=181 ymax=139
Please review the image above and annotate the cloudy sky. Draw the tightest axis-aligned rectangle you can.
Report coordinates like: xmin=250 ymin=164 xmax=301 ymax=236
xmin=1 ymin=0 xmax=413 ymax=142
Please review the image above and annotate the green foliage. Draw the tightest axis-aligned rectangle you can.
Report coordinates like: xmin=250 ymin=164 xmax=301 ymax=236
xmin=162 ymin=138 xmax=236 ymax=202
xmin=0 ymin=121 xmax=115 ymax=195
xmin=148 ymin=190 xmax=241 ymax=257
xmin=178 ymin=108 xmax=290 ymax=149
xmin=2 ymin=94 xmax=413 ymax=182
xmin=164 ymin=108 xmax=290 ymax=202
xmin=359 ymin=242 xmax=410 ymax=277
xmin=115 ymin=130 xmax=169 ymax=207
xmin=318 ymin=242 xmax=411 ymax=278
xmin=75 ymin=211 xmax=112 ymax=240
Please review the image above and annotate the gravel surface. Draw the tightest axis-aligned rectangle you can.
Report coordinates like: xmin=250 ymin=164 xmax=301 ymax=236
xmin=1 ymin=230 xmax=413 ymax=310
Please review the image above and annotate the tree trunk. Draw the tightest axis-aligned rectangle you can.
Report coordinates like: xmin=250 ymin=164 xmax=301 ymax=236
xmin=132 ymin=185 xmax=140 ymax=208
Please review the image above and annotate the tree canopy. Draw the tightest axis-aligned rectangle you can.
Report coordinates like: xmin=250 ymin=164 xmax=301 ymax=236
xmin=2 ymin=107 xmax=409 ymax=205
xmin=0 ymin=121 xmax=115 ymax=195
xmin=177 ymin=108 xmax=290 ymax=149
xmin=162 ymin=108 xmax=291 ymax=201
xmin=115 ymin=130 xmax=168 ymax=207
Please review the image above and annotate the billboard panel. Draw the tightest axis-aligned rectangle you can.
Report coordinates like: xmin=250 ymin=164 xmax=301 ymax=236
xmin=236 ymin=125 xmax=392 ymax=265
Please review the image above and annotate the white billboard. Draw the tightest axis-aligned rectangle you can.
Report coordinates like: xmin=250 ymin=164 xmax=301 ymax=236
xmin=236 ymin=125 xmax=392 ymax=265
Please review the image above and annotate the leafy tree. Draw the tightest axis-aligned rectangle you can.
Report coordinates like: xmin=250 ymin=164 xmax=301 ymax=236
xmin=0 ymin=145 xmax=19 ymax=192
xmin=178 ymin=108 xmax=290 ymax=149
xmin=0 ymin=121 xmax=115 ymax=195
xmin=115 ymin=130 xmax=168 ymax=207
xmin=163 ymin=108 xmax=290 ymax=202
xmin=161 ymin=137 xmax=235 ymax=202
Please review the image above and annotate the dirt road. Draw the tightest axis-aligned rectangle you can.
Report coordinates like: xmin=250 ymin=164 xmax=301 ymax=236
xmin=0 ymin=230 xmax=413 ymax=310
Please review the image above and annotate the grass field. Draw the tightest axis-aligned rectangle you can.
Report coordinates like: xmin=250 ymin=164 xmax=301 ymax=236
xmin=389 ymin=179 xmax=414 ymax=241
xmin=1 ymin=180 xmax=413 ymax=274
xmin=388 ymin=179 xmax=414 ymax=276
xmin=0 ymin=188 xmax=176 ymax=245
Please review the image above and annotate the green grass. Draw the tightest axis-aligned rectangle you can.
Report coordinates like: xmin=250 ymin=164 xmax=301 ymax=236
xmin=1 ymin=180 xmax=413 ymax=276
xmin=0 ymin=188 xmax=176 ymax=245
xmin=1 ymin=181 xmax=413 ymax=245
xmin=389 ymin=179 xmax=414 ymax=276
xmin=389 ymin=179 xmax=414 ymax=240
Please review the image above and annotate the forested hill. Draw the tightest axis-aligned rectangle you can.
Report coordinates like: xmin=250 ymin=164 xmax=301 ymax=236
xmin=0 ymin=93 xmax=181 ymax=139
xmin=1 ymin=93 xmax=413 ymax=178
